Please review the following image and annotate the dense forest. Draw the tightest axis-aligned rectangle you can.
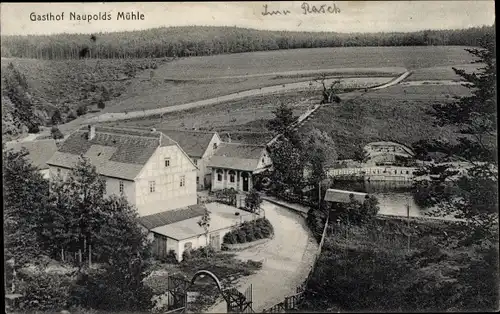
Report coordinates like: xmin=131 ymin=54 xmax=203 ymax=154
xmin=1 ymin=25 xmax=495 ymax=60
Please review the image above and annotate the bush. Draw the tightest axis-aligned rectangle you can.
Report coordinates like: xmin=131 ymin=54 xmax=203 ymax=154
xmin=51 ymin=126 xmax=64 ymax=139
xmin=223 ymin=218 xmax=274 ymax=245
xmin=69 ymin=267 xmax=153 ymax=311
xmin=97 ymin=99 xmax=106 ymax=109
xmin=76 ymin=104 xmax=88 ymax=116
xmin=28 ymin=124 xmax=40 ymax=134
xmin=66 ymin=111 xmax=77 ymax=122
xmin=15 ymin=271 xmax=73 ymax=311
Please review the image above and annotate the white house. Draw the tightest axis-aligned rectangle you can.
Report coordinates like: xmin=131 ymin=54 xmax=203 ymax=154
xmin=157 ymin=129 xmax=222 ymax=190
xmin=4 ymin=139 xmax=58 ymax=179
xmin=138 ymin=202 xmax=254 ymax=262
xmin=363 ymin=141 xmax=416 ymax=166
xmin=208 ymin=143 xmax=272 ymax=192
xmin=46 ymin=125 xmax=198 ymax=217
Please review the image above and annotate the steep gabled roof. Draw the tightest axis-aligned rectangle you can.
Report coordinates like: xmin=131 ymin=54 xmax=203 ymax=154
xmin=4 ymin=139 xmax=58 ymax=170
xmin=137 ymin=204 xmax=207 ymax=230
xmin=207 ymin=142 xmax=267 ymax=171
xmin=156 ymin=129 xmax=217 ymax=158
xmin=46 ymin=126 xmax=180 ymax=180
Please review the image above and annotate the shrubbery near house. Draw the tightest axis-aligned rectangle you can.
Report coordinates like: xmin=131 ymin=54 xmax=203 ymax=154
xmin=223 ymin=218 xmax=274 ymax=245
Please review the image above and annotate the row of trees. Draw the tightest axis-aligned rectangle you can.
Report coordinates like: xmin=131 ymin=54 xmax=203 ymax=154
xmin=4 ymin=148 xmax=153 ymax=311
xmin=413 ymin=33 xmax=497 ymax=245
xmin=1 ymin=25 xmax=494 ymax=60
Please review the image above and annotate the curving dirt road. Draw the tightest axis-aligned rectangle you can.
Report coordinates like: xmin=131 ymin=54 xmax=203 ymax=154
xmin=207 ymin=201 xmax=318 ymax=313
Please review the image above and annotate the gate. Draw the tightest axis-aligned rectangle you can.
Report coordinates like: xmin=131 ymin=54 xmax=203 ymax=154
xmin=163 ymin=271 xmax=254 ymax=313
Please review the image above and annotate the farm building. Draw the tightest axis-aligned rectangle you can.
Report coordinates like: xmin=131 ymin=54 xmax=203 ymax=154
xmin=138 ymin=202 xmax=253 ymax=262
xmin=46 ymin=125 xmax=198 ymax=217
xmin=4 ymin=139 xmax=58 ymax=179
xmin=208 ymin=143 xmax=272 ymax=193
xmin=156 ymin=129 xmax=222 ymax=191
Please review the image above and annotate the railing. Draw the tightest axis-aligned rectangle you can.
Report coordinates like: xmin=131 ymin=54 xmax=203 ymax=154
xmin=262 ymin=214 xmax=329 ymax=313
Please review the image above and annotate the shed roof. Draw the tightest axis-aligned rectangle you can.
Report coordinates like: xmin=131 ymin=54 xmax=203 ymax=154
xmin=4 ymin=139 xmax=58 ymax=170
xmin=137 ymin=204 xmax=207 ymax=230
xmin=152 ymin=202 xmax=253 ymax=240
xmin=324 ymin=189 xmax=369 ymax=203
xmin=207 ymin=142 xmax=266 ymax=171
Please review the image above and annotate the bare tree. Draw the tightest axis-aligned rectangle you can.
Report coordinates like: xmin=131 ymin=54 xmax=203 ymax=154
xmin=316 ymin=74 xmax=342 ymax=104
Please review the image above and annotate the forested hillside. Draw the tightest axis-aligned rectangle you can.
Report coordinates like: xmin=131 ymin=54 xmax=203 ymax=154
xmin=1 ymin=25 xmax=495 ymax=60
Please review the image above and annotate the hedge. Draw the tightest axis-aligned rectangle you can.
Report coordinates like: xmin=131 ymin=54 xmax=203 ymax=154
xmin=223 ymin=218 xmax=274 ymax=245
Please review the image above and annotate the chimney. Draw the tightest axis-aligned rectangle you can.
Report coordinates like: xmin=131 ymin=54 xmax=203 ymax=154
xmin=88 ymin=125 xmax=96 ymax=140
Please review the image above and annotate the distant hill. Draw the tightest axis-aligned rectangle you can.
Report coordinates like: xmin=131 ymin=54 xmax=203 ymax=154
xmin=1 ymin=25 xmax=495 ymax=60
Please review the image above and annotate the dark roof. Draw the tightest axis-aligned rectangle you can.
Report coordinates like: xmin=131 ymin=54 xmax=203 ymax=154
xmin=156 ymin=129 xmax=216 ymax=158
xmin=4 ymin=139 xmax=58 ymax=170
xmin=324 ymin=189 xmax=369 ymax=203
xmin=137 ymin=204 xmax=207 ymax=230
xmin=207 ymin=142 xmax=267 ymax=171
xmin=47 ymin=126 xmax=181 ymax=180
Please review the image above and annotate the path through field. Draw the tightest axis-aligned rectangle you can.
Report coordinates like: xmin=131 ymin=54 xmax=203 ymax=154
xmin=207 ymin=201 xmax=318 ymax=313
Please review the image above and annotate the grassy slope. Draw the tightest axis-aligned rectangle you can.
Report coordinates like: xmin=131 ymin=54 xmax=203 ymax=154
xmin=2 ymin=46 xmax=475 ymax=141
xmin=302 ymin=216 xmax=498 ymax=312
xmin=300 ymin=84 xmax=470 ymax=160
xmin=104 ymin=90 xmax=320 ymax=144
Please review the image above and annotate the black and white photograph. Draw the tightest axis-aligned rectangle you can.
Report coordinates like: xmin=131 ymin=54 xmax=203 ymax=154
xmin=1 ymin=1 xmax=497 ymax=313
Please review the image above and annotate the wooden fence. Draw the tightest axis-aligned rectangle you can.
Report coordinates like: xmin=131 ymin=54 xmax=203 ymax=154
xmin=262 ymin=214 xmax=329 ymax=313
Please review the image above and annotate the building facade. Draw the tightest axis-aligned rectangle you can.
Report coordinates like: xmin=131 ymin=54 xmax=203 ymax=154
xmin=158 ymin=129 xmax=222 ymax=190
xmin=47 ymin=126 xmax=198 ymax=217
xmin=208 ymin=143 xmax=272 ymax=192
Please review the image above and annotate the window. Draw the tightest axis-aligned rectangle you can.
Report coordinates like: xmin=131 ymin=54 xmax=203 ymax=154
xmin=406 ymin=170 xmax=409 ymax=175
xmin=184 ymin=242 xmax=192 ymax=251
xmin=149 ymin=181 xmax=156 ymax=193
xmin=119 ymin=181 xmax=124 ymax=194
xmin=229 ymin=170 xmax=235 ymax=183
xmin=193 ymin=159 xmax=198 ymax=166
xmin=180 ymin=175 xmax=186 ymax=187
xmin=57 ymin=168 xmax=61 ymax=175
xmin=213 ymin=143 xmax=218 ymax=150
xmin=217 ymin=169 xmax=223 ymax=181
xmin=196 ymin=176 xmax=199 ymax=184
xmin=164 ymin=158 xmax=170 ymax=167
xmin=262 ymin=158 xmax=265 ymax=163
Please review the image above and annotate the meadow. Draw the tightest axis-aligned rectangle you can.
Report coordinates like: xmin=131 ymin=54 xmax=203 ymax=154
xmin=103 ymin=90 xmax=319 ymax=145
xmin=153 ymin=46 xmax=474 ymax=79
xmin=2 ymin=45 xmax=477 ymax=142
xmin=299 ymin=83 xmax=470 ymax=161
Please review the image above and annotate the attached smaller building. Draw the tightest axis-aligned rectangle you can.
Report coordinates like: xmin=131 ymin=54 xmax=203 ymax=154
xmin=208 ymin=143 xmax=272 ymax=192
xmin=158 ymin=129 xmax=222 ymax=190
xmin=138 ymin=202 xmax=253 ymax=262
xmin=4 ymin=139 xmax=58 ymax=179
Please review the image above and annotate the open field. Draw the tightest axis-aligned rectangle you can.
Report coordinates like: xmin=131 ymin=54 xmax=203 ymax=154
xmin=106 ymin=81 xmax=470 ymax=152
xmin=102 ymin=90 xmax=320 ymax=145
xmin=299 ymin=84 xmax=471 ymax=160
xmin=406 ymin=63 xmax=483 ymax=81
xmin=156 ymin=46 xmax=475 ymax=79
xmin=2 ymin=45 xmax=477 ymax=142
